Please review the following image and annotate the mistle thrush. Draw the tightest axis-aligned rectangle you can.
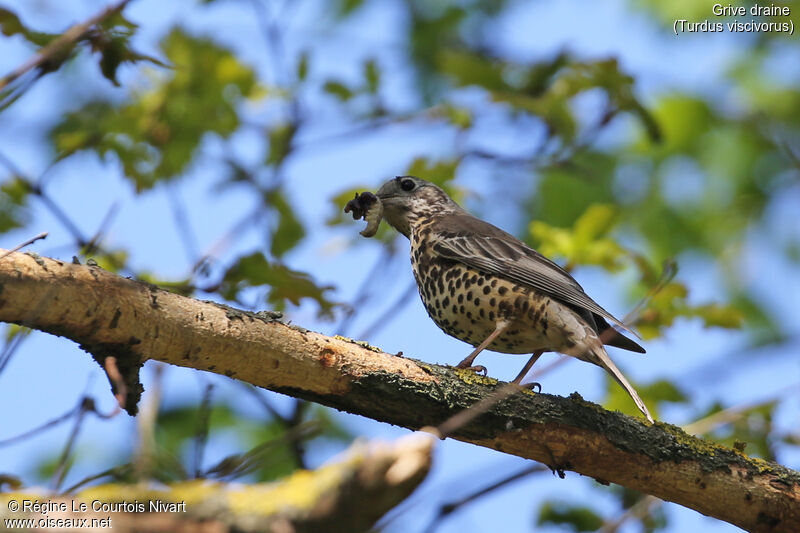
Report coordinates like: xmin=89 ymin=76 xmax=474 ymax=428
xmin=374 ymin=176 xmax=653 ymax=422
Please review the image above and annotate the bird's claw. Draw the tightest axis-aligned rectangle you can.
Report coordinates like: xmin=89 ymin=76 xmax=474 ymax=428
xmin=459 ymin=364 xmax=487 ymax=376
xmin=522 ymin=381 xmax=541 ymax=393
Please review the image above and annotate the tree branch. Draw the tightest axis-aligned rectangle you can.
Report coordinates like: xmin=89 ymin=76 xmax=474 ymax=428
xmin=0 ymin=433 xmax=433 ymax=533
xmin=1 ymin=250 xmax=798 ymax=532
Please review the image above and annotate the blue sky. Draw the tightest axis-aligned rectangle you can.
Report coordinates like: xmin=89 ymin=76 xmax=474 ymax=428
xmin=1 ymin=1 xmax=798 ymax=532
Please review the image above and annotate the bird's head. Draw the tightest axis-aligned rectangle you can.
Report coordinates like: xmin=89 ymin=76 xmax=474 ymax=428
xmin=376 ymin=176 xmax=461 ymax=237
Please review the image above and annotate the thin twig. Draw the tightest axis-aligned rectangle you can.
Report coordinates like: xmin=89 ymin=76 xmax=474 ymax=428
xmin=135 ymin=363 xmax=164 ymax=480
xmin=0 ymin=232 xmax=48 ymax=261
xmin=423 ymin=464 xmax=548 ymax=533
xmin=0 ymin=401 xmax=82 ymax=447
xmin=167 ymin=185 xmax=200 ymax=265
xmin=83 ymin=201 xmax=120 ymax=256
xmin=51 ymin=396 xmax=95 ymax=491
xmin=599 ymin=495 xmax=660 ymax=533
xmin=0 ymin=0 xmax=135 ymax=92
xmin=0 ymin=328 xmax=29 ymax=375
xmin=193 ymin=383 xmax=214 ymax=478
xmin=335 ymin=247 xmax=395 ymax=336
xmin=356 ymin=279 xmax=419 ymax=340
xmin=103 ymin=356 xmax=127 ymax=414
xmin=682 ymin=383 xmax=796 ymax=436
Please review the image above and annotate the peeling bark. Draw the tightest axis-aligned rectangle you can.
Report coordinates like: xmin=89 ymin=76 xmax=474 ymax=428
xmin=0 ymin=250 xmax=798 ymax=532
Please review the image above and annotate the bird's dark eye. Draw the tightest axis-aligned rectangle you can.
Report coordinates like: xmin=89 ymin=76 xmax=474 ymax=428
xmin=400 ymin=179 xmax=415 ymax=192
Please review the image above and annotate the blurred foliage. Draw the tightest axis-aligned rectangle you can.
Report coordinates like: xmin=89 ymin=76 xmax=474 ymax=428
xmin=50 ymin=28 xmax=257 ymax=190
xmin=0 ymin=0 xmax=798 ymax=531
xmin=221 ymin=252 xmax=337 ymax=316
xmin=537 ymin=501 xmax=604 ymax=531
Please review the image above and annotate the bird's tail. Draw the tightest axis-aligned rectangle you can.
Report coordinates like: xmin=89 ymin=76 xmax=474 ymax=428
xmin=590 ymin=346 xmax=654 ymax=423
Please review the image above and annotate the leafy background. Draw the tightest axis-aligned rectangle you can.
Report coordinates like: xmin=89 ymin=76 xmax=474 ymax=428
xmin=0 ymin=0 xmax=798 ymax=531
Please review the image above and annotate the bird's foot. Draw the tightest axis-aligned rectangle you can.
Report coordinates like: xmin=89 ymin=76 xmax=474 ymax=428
xmin=521 ymin=381 xmax=541 ymax=393
xmin=457 ymin=364 xmax=487 ymax=376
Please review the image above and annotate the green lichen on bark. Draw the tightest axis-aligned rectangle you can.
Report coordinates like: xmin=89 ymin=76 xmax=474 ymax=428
xmin=275 ymin=357 xmax=800 ymax=491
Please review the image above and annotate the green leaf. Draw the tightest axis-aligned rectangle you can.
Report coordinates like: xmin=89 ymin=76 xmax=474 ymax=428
xmin=221 ymin=252 xmax=336 ymax=317
xmin=48 ymin=28 xmax=256 ymax=190
xmin=334 ymin=0 xmax=366 ymax=17
xmin=538 ymin=501 xmax=604 ymax=532
xmin=529 ymin=204 xmax=627 ymax=271
xmin=266 ymin=123 xmax=296 ymax=167
xmin=266 ymin=189 xmax=305 ymax=258
xmin=0 ymin=8 xmax=56 ymax=46
xmin=437 ymin=103 xmax=473 ymax=129
xmin=531 ymin=151 xmax=617 ymax=227
xmin=296 ymin=51 xmax=309 ymax=82
xmin=0 ymin=176 xmax=31 ymax=232
xmin=438 ymin=49 xmax=509 ymax=92
xmin=364 ymin=59 xmax=380 ymax=93
xmin=606 ymin=378 xmax=687 ymax=421
xmin=323 ymin=80 xmax=354 ymax=101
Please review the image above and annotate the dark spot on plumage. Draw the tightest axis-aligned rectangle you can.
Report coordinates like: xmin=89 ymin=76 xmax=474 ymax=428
xmin=479 ymin=309 xmax=485 ymax=318
xmin=452 ymin=304 xmax=458 ymax=313
xmin=498 ymin=286 xmax=508 ymax=295
xmin=466 ymin=311 xmax=472 ymax=318
xmin=460 ymin=305 xmax=465 ymax=313
xmin=488 ymin=311 xmax=495 ymax=321
xmin=474 ymin=297 xmax=481 ymax=306
xmin=442 ymin=296 xmax=450 ymax=307
xmin=437 ymin=278 xmax=444 ymax=293
xmin=477 ymin=277 xmax=484 ymax=286
xmin=464 ymin=279 xmax=472 ymax=289
xmin=482 ymin=285 xmax=491 ymax=295
xmin=514 ymin=296 xmax=526 ymax=309
xmin=466 ymin=291 xmax=473 ymax=301
xmin=512 ymin=284 xmax=522 ymax=292
xmin=470 ymin=274 xmax=478 ymax=284
xmin=490 ymin=279 xmax=497 ymax=288
xmin=457 ymin=294 xmax=464 ymax=304
xmin=489 ymin=297 xmax=496 ymax=307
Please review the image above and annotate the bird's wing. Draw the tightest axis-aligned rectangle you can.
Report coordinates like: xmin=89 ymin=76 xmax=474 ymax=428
xmin=430 ymin=214 xmax=636 ymax=335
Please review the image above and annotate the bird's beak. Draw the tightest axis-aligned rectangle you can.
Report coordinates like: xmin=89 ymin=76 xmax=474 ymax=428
xmin=376 ymin=182 xmax=395 ymax=200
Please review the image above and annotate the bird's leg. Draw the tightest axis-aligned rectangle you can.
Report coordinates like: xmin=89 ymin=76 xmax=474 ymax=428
xmin=457 ymin=319 xmax=510 ymax=373
xmin=512 ymin=350 xmax=544 ymax=391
